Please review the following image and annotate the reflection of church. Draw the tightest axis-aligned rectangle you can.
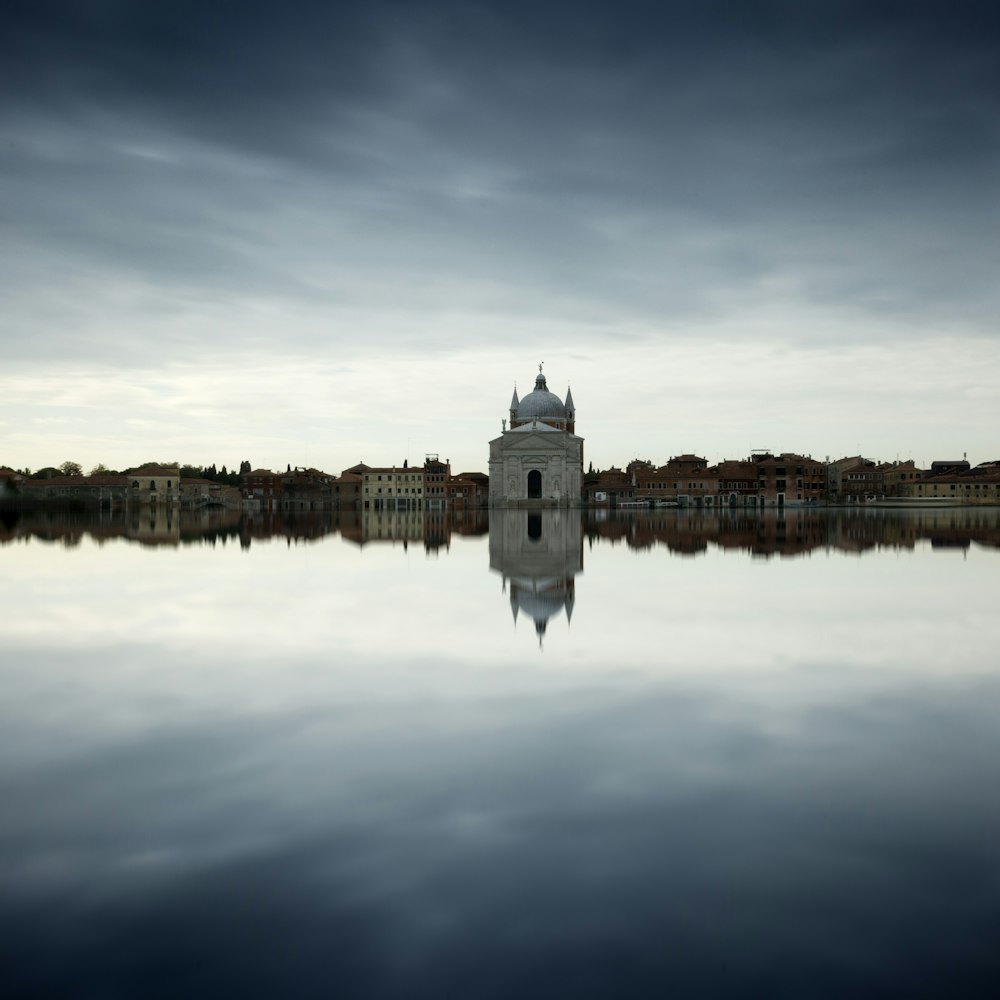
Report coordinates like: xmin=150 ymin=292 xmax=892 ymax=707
xmin=489 ymin=508 xmax=583 ymax=645
xmin=489 ymin=365 xmax=584 ymax=507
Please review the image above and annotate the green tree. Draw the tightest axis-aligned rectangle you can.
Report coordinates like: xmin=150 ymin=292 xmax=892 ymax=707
xmin=59 ymin=461 xmax=83 ymax=477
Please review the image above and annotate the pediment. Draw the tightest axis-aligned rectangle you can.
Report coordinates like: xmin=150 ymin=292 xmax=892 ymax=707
xmin=502 ymin=432 xmax=577 ymax=453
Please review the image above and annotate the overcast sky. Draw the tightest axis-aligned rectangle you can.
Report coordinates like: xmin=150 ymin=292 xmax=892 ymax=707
xmin=2 ymin=0 xmax=998 ymax=474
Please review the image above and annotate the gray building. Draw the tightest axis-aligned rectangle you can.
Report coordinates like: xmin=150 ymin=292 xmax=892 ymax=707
xmin=488 ymin=366 xmax=584 ymax=507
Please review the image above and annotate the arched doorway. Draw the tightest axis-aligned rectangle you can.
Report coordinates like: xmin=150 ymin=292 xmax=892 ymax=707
xmin=527 ymin=469 xmax=542 ymax=499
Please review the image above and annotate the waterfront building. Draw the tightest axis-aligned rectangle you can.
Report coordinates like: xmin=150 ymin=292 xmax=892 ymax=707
xmin=242 ymin=467 xmax=339 ymax=511
xmin=331 ymin=472 xmax=362 ymax=508
xmin=826 ymin=456 xmax=866 ymax=496
xmin=127 ymin=464 xmax=180 ymax=506
xmin=449 ymin=472 xmax=489 ymax=507
xmin=881 ymin=460 xmax=922 ymax=496
xmin=903 ymin=463 xmax=1000 ymax=504
xmin=362 ymin=464 xmax=425 ymax=509
xmin=635 ymin=455 xmax=713 ymax=505
xmin=838 ymin=460 xmax=885 ymax=502
xmin=711 ymin=460 xmax=758 ymax=504
xmin=177 ymin=478 xmax=241 ymax=509
xmin=17 ymin=473 xmax=128 ymax=507
xmin=489 ymin=366 xmax=583 ymax=507
xmin=243 ymin=468 xmax=279 ymax=503
xmin=753 ymin=453 xmax=826 ymax=506
xmin=424 ymin=455 xmax=450 ymax=508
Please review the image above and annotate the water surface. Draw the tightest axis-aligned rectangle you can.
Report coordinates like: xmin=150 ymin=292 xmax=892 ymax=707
xmin=2 ymin=508 xmax=999 ymax=998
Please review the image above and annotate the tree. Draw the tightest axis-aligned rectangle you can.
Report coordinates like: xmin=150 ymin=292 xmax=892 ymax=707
xmin=89 ymin=463 xmax=109 ymax=476
xmin=59 ymin=461 xmax=83 ymax=477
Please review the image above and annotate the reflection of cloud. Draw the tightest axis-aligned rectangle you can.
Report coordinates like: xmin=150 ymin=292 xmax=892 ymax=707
xmin=2 ymin=661 xmax=1000 ymax=996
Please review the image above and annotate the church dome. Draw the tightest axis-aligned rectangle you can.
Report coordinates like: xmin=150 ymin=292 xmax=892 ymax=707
xmin=516 ymin=372 xmax=566 ymax=420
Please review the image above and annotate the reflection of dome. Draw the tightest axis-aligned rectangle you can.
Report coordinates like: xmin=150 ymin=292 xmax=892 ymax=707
xmin=516 ymin=373 xmax=566 ymax=421
xmin=510 ymin=577 xmax=575 ymax=645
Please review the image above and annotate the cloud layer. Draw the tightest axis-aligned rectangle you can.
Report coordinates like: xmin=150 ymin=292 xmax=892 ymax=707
xmin=3 ymin=1 xmax=999 ymax=468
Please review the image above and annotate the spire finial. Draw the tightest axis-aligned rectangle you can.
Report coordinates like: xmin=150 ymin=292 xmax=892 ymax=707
xmin=539 ymin=361 xmax=543 ymax=374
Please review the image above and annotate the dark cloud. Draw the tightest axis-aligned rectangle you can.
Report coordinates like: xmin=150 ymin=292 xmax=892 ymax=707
xmin=3 ymin=664 xmax=1000 ymax=997
xmin=2 ymin=1 xmax=1000 ymax=362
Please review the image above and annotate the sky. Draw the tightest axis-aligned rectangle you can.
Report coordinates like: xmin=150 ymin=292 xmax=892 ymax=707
xmin=2 ymin=0 xmax=999 ymax=475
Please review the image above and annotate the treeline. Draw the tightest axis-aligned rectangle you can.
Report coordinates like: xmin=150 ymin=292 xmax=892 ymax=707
xmin=9 ymin=459 xmax=253 ymax=487
xmin=178 ymin=461 xmax=252 ymax=487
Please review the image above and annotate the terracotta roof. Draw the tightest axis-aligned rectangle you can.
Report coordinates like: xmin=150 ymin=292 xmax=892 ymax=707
xmin=713 ymin=460 xmax=756 ymax=476
xmin=923 ymin=469 xmax=1000 ymax=483
xmin=21 ymin=474 xmax=128 ymax=488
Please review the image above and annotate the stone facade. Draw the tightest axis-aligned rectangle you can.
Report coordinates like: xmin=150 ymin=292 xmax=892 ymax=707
xmin=488 ymin=368 xmax=583 ymax=507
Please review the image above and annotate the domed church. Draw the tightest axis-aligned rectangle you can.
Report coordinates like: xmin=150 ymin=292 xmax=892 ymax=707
xmin=488 ymin=365 xmax=584 ymax=507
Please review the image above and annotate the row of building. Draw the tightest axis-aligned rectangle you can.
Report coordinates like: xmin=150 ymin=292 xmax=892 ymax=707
xmin=0 ymin=467 xmax=243 ymax=509
xmin=3 ymin=452 xmax=1000 ymax=512
xmin=242 ymin=456 xmax=490 ymax=511
xmin=485 ymin=366 xmax=1000 ymax=508
xmin=586 ymin=454 xmax=1000 ymax=507
xmin=0 ymin=458 xmax=491 ymax=512
xmin=2 ymin=364 xmax=997 ymax=509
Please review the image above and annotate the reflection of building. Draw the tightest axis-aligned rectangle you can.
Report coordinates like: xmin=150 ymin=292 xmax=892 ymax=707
xmin=361 ymin=507 xmax=425 ymax=544
xmin=489 ymin=366 xmax=583 ymax=507
xmin=581 ymin=507 xmax=1000 ymax=556
xmin=489 ymin=508 xmax=583 ymax=644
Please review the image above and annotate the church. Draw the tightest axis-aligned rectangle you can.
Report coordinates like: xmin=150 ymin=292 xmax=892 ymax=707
xmin=488 ymin=365 xmax=584 ymax=507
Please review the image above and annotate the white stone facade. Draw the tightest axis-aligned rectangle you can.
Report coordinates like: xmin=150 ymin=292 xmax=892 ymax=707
xmin=488 ymin=367 xmax=583 ymax=507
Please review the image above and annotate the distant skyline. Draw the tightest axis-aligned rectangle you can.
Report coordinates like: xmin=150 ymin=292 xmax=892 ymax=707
xmin=2 ymin=1 xmax=998 ymax=474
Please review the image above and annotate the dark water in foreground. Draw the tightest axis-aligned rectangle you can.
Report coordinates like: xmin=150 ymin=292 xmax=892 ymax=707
xmin=2 ymin=507 xmax=999 ymax=998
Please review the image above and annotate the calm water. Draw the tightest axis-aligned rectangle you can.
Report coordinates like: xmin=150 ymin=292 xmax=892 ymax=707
xmin=2 ymin=507 xmax=999 ymax=998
